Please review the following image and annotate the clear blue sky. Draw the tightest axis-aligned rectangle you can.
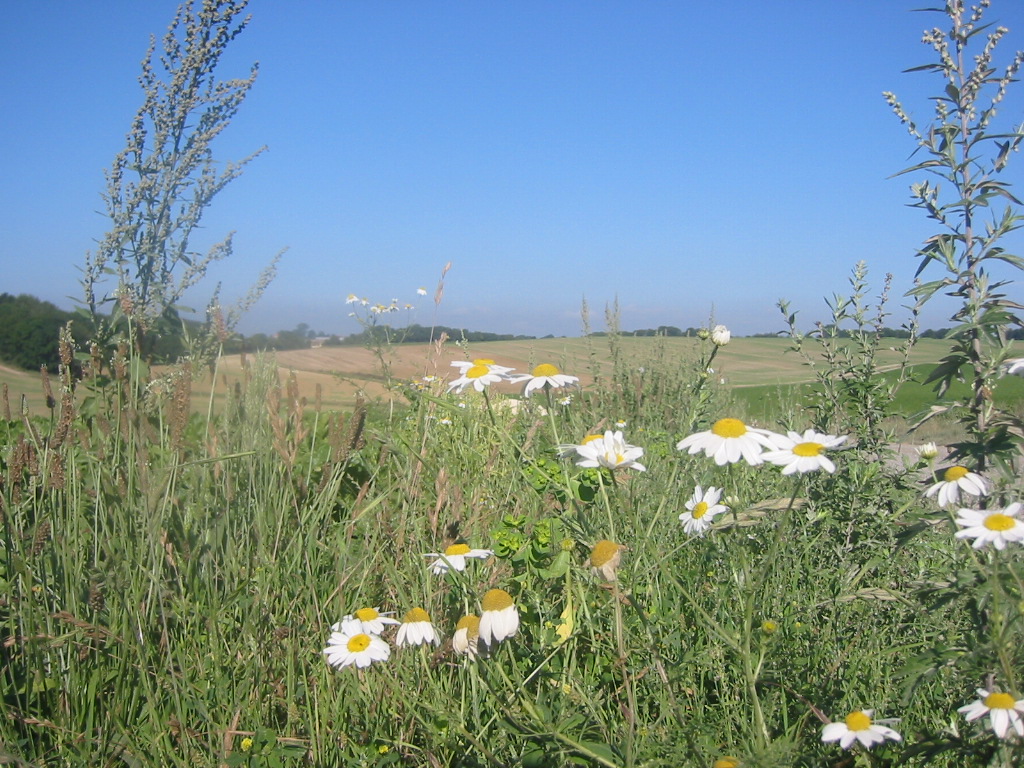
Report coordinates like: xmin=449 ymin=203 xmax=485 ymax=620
xmin=3 ymin=1 xmax=1023 ymax=338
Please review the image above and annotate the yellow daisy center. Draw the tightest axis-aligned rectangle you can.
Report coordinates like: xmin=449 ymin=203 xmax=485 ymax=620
xmin=581 ymin=434 xmax=604 ymax=444
xmin=792 ymin=441 xmax=823 ymax=457
xmin=844 ymin=711 xmax=872 ymax=731
xmin=445 ymin=543 xmax=472 ymax=556
xmin=354 ymin=607 xmax=379 ymax=622
xmin=473 ymin=358 xmax=495 ymax=365
xmin=532 ymin=363 xmax=560 ymax=377
xmin=944 ymin=465 xmax=970 ymax=482
xmin=712 ymin=759 xmax=740 ymax=768
xmin=711 ymin=418 xmax=747 ymax=438
xmin=481 ymin=588 xmax=514 ymax=612
xmin=692 ymin=501 xmax=709 ymax=519
xmin=467 ymin=365 xmax=489 ymax=379
xmin=984 ymin=513 xmax=1016 ymax=532
xmin=403 ymin=607 xmax=431 ymax=623
xmin=984 ymin=692 xmax=1017 ymax=709
xmin=455 ymin=614 xmax=480 ymax=634
xmin=347 ymin=633 xmax=371 ymax=653
xmin=590 ymin=539 xmax=620 ymax=566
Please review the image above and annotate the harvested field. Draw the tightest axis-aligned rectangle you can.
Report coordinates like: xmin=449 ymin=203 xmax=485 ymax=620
xmin=3 ymin=336 xmax=951 ymax=415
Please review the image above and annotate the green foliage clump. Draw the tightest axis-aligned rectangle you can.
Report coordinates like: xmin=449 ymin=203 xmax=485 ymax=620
xmin=885 ymin=0 xmax=1024 ymax=470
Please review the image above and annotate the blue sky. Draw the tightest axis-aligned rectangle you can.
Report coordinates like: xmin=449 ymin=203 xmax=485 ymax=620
xmin=3 ymin=1 xmax=1023 ymax=338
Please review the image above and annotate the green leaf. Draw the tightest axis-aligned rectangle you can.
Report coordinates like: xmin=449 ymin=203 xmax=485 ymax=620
xmin=902 ymin=62 xmax=946 ymax=73
xmin=535 ymin=550 xmax=570 ymax=580
xmin=906 ymin=278 xmax=953 ymax=299
xmin=578 ymin=741 xmax=618 ymax=764
xmin=983 ymin=252 xmax=1024 ymax=270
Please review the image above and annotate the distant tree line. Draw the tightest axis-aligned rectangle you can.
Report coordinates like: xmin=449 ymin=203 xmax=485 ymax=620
xmin=588 ymin=326 xmax=700 ymax=337
xmin=0 ymin=293 xmax=205 ymax=369
xmin=3 ymin=293 xmax=1021 ymax=372
xmin=0 ymin=299 xmax=544 ymax=370
xmin=0 ymin=294 xmax=78 ymax=370
xmin=337 ymin=323 xmax=537 ymax=346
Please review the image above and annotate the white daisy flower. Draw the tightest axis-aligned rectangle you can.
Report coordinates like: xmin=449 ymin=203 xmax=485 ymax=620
xmin=479 ymin=589 xmax=519 ymax=647
xmin=323 ymin=626 xmax=391 ymax=669
xmin=424 ymin=542 xmax=493 ymax=575
xmin=761 ymin=429 xmax=848 ymax=475
xmin=446 ymin=358 xmax=515 ymax=393
xmin=679 ymin=486 xmax=729 ymax=536
xmin=958 ymin=688 xmax=1024 ymax=739
xmin=345 ymin=293 xmax=359 ymax=304
xmin=917 ymin=442 xmax=939 ymax=461
xmin=954 ymin=503 xmax=1024 ymax=550
xmin=588 ymin=539 xmax=625 ymax=581
xmin=711 ymin=324 xmax=731 ymax=347
xmin=452 ymin=614 xmax=481 ymax=657
xmin=395 ymin=607 xmax=441 ymax=647
xmin=821 ymin=709 xmax=902 ymax=750
xmin=511 ymin=363 xmax=579 ymax=397
xmin=342 ymin=607 xmax=400 ymax=635
xmin=556 ymin=433 xmax=603 ymax=459
xmin=449 ymin=358 xmax=515 ymax=376
xmin=573 ymin=430 xmax=646 ymax=472
xmin=925 ymin=465 xmax=989 ymax=508
xmin=416 ymin=287 xmax=428 ymax=296
xmin=676 ymin=418 xmax=778 ymax=466
xmin=447 ymin=364 xmax=508 ymax=393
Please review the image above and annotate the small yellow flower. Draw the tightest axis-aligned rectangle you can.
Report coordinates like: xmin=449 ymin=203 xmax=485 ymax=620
xmin=554 ymin=605 xmax=574 ymax=644
xmin=712 ymin=758 xmax=740 ymax=768
xmin=378 ymin=744 xmax=391 ymax=754
xmin=761 ymin=620 xmax=778 ymax=635
xmin=240 ymin=737 xmax=254 ymax=753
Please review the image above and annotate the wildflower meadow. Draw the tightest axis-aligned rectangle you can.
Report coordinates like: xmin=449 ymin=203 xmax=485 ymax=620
xmin=3 ymin=1 xmax=1024 ymax=767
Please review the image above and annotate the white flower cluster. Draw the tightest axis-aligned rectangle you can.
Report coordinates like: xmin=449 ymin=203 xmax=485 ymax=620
xmin=324 ymin=542 xmax=520 ymax=669
xmin=446 ymin=359 xmax=580 ymax=396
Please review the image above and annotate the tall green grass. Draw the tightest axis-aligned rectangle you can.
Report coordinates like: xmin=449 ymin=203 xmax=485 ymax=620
xmin=1 ymin=334 xmax=1022 ymax=767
